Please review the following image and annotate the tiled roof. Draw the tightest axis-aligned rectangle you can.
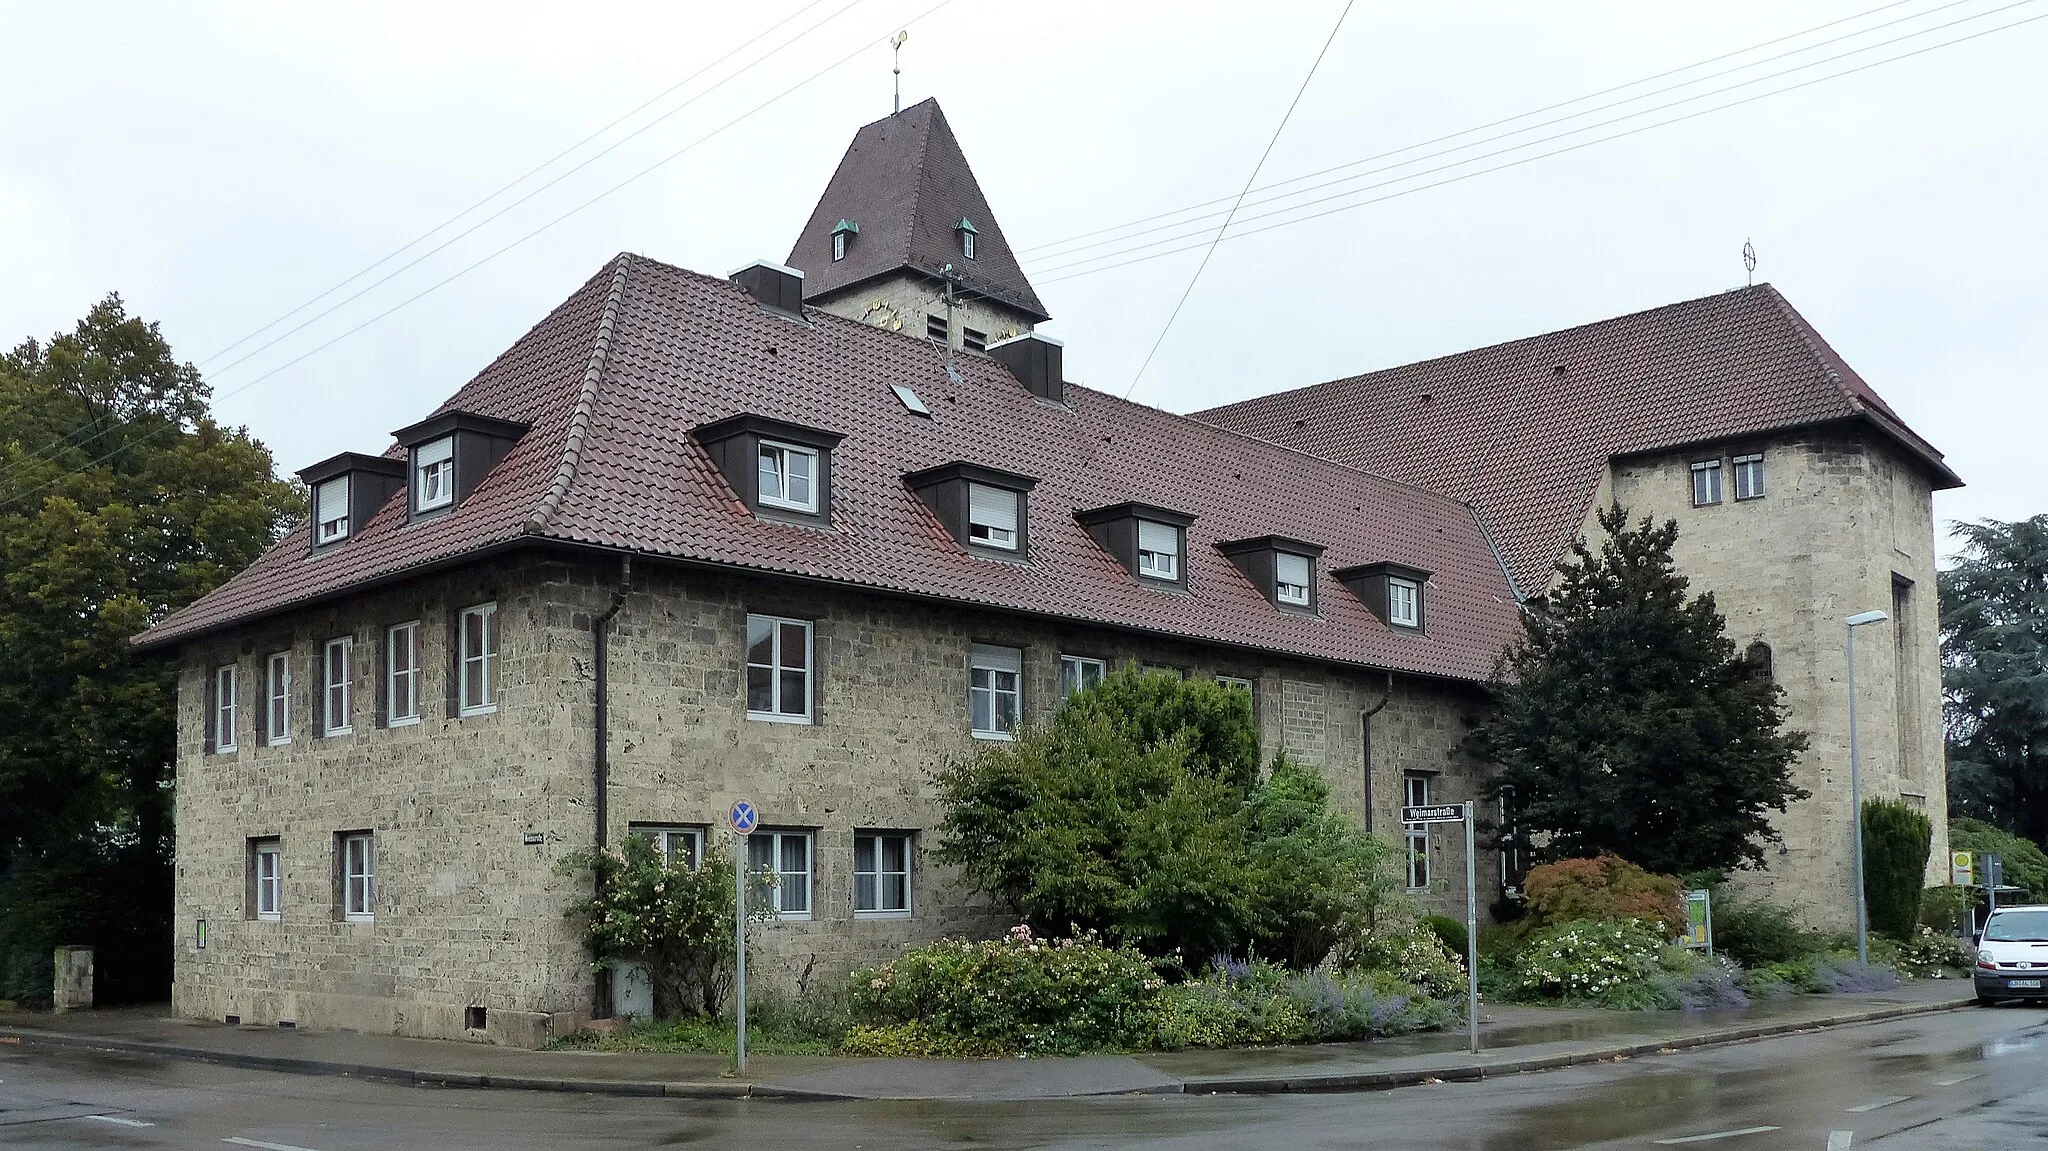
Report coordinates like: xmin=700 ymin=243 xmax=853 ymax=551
xmin=136 ymin=254 xmax=1521 ymax=684
xmin=1195 ymin=285 xmax=1960 ymax=594
xmin=785 ymin=99 xmax=1049 ymax=322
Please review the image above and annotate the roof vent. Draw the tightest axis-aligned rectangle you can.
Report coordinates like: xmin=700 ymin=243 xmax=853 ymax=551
xmin=730 ymin=260 xmax=805 ymax=317
xmin=987 ymin=331 xmax=1064 ymax=403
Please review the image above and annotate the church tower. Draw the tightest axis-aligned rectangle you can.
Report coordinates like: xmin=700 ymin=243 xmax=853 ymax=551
xmin=786 ymin=99 xmax=1048 ymax=353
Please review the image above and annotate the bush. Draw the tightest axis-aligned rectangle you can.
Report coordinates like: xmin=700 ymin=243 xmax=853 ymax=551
xmin=1949 ymin=819 xmax=2048 ymax=902
xmin=1523 ymin=855 xmax=1685 ymax=936
xmin=1892 ymin=927 xmax=1969 ymax=978
xmin=839 ymin=1021 xmax=1003 ymax=1058
xmin=555 ymin=835 xmax=759 ymax=1018
xmin=1863 ymin=800 xmax=1933 ymax=942
xmin=1919 ymin=885 xmax=1976 ymax=934
xmin=1149 ymin=959 xmax=1457 ymax=1050
xmin=1333 ymin=925 xmax=1469 ymax=999
xmin=1505 ymin=918 xmax=1665 ymax=1001
xmin=1713 ymin=899 xmax=1823 ymax=967
xmin=1421 ymin=915 xmax=1469 ymax=961
xmin=850 ymin=925 xmax=1164 ymax=1056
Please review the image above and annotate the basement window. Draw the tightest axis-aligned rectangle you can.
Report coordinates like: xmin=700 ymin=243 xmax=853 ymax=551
xmin=1137 ymin=520 xmax=1180 ymax=581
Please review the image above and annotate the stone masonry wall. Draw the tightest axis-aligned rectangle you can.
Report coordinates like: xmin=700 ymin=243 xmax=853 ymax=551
xmin=809 ymin=271 xmax=1035 ymax=352
xmin=174 ymin=549 xmax=1494 ymax=1044
xmin=1604 ymin=430 xmax=1949 ymax=928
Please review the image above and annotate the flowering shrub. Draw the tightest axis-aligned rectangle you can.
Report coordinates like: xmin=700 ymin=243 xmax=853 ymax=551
xmin=839 ymin=1021 xmax=1002 ymax=1058
xmin=1522 ymin=856 xmax=1685 ymax=936
xmin=1890 ymin=927 xmax=1969 ymax=978
xmin=1333 ymin=925 xmax=1468 ymax=999
xmin=1506 ymin=918 xmax=1665 ymax=1001
xmin=1149 ymin=958 xmax=1459 ymax=1050
xmin=849 ymin=925 xmax=1165 ymax=1055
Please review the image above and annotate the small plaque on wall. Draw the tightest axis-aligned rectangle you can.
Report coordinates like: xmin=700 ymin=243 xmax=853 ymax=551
xmin=522 ymin=832 xmax=545 ymax=846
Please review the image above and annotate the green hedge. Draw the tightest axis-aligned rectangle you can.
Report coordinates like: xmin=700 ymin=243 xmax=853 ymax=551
xmin=1862 ymin=800 xmax=1932 ymax=942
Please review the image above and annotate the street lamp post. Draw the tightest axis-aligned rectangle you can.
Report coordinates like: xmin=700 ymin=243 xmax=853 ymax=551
xmin=1845 ymin=609 xmax=1890 ymax=966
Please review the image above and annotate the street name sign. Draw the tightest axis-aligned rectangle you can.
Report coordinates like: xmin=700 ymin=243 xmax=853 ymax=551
xmin=1402 ymin=804 xmax=1466 ymax=824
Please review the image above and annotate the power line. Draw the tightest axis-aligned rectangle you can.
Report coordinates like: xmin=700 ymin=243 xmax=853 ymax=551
xmin=1123 ymin=0 xmax=1355 ymax=401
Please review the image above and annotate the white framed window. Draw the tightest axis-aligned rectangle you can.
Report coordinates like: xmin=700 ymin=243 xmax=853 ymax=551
xmin=1388 ymin=577 xmax=1420 ymax=629
xmin=970 ymin=644 xmax=1022 ymax=739
xmin=961 ymin=230 xmax=976 ymax=259
xmin=745 ymin=614 xmax=812 ymax=722
xmin=747 ymin=831 xmax=812 ymax=919
xmin=756 ymin=440 xmax=819 ymax=513
xmin=1059 ymin=654 xmax=1106 ymax=697
xmin=1403 ymin=774 xmax=1431 ymax=890
xmin=341 ymin=832 xmax=374 ymax=922
xmin=265 ymin=652 xmax=291 ymax=746
xmin=252 ymin=839 xmax=281 ymax=921
xmin=415 ymin=436 xmax=455 ymax=512
xmin=1275 ymin=552 xmax=1311 ymax=606
xmin=214 ymin=665 xmax=239 ymax=753
xmin=314 ymin=477 xmax=350 ymax=544
xmin=322 ymin=637 xmax=353 ymax=736
xmin=967 ymin=483 xmax=1020 ymax=551
xmin=386 ymin=621 xmax=420 ymax=727
xmin=1733 ymin=453 xmax=1766 ymax=500
xmin=831 ymin=231 xmax=847 ymax=261
xmin=633 ymin=825 xmax=702 ymax=869
xmin=1136 ymin=520 xmax=1180 ymax=581
xmin=1216 ymin=674 xmax=1253 ymax=695
xmin=855 ymin=832 xmax=912 ymax=917
xmin=459 ymin=602 xmax=498 ymax=716
xmin=1690 ymin=459 xmax=1722 ymax=506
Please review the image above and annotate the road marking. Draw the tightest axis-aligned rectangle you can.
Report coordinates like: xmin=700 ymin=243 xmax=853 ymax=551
xmin=84 ymin=1114 xmax=154 ymax=1127
xmin=1933 ymin=1073 xmax=1980 ymax=1086
xmin=224 ymin=1139 xmax=324 ymax=1151
xmin=1845 ymin=1096 xmax=1910 ymax=1113
xmin=1653 ymin=1127 xmax=1782 ymax=1144
xmin=1827 ymin=1132 xmax=1853 ymax=1150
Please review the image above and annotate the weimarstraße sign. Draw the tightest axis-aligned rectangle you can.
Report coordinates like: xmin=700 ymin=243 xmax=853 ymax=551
xmin=1402 ymin=804 xmax=1466 ymax=824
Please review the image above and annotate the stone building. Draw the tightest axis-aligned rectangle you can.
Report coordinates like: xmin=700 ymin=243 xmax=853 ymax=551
xmin=138 ymin=98 xmax=1952 ymax=1045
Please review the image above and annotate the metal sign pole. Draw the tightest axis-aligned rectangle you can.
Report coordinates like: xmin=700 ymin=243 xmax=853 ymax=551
xmin=1464 ymin=801 xmax=1479 ymax=1056
xmin=735 ymin=839 xmax=747 ymax=1073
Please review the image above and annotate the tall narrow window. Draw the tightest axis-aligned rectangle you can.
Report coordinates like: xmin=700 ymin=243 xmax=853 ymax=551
xmin=967 ymin=483 xmax=1020 ymax=551
xmin=386 ymin=621 xmax=420 ymax=726
xmin=831 ymin=231 xmax=847 ymax=261
xmin=415 ymin=436 xmax=455 ymax=512
xmin=1275 ymin=553 xmax=1312 ymax=606
xmin=1388 ymin=577 xmax=1420 ymax=629
xmin=1690 ymin=459 xmax=1723 ymax=506
xmin=341 ymin=832 xmax=374 ymax=922
xmin=970 ymin=644 xmax=1022 ymax=739
xmin=747 ymin=831 xmax=812 ymax=918
xmin=855 ymin=832 xmax=912 ymax=917
xmin=961 ymin=231 xmax=976 ymax=259
xmin=314 ymin=477 xmax=350 ymax=544
xmin=251 ymin=839 xmax=281 ymax=921
xmin=1894 ymin=575 xmax=1920 ymax=782
xmin=322 ymin=637 xmax=353 ymax=735
xmin=1059 ymin=654 xmax=1106 ymax=697
xmin=459 ymin=603 xmax=498 ymax=716
xmin=1403 ymin=774 xmax=1431 ymax=890
xmin=265 ymin=652 xmax=291 ymax=746
xmin=1732 ymin=453 xmax=1766 ymax=500
xmin=214 ymin=665 xmax=239 ymax=753
xmin=1136 ymin=520 xmax=1180 ymax=581
xmin=745 ymin=614 xmax=812 ymax=722
xmin=756 ymin=441 xmax=819 ymax=514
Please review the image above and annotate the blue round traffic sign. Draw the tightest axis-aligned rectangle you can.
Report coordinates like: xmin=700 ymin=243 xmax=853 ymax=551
xmin=728 ymin=800 xmax=758 ymax=835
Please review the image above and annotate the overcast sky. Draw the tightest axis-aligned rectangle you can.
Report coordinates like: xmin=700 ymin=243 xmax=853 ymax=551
xmin=5 ymin=1 xmax=2041 ymax=555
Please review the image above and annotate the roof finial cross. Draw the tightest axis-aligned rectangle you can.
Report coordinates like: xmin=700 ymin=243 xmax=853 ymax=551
xmin=1742 ymin=238 xmax=1757 ymax=288
xmin=890 ymin=30 xmax=908 ymax=115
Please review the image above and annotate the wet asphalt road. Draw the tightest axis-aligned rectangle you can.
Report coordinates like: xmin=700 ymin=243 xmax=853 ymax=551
xmin=4 ymin=1005 xmax=2046 ymax=1149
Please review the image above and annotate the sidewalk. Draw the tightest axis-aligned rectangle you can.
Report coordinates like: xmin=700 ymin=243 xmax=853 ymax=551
xmin=0 ymin=979 xmax=1976 ymax=1101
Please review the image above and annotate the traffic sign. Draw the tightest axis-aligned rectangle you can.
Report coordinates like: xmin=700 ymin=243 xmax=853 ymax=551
xmin=728 ymin=800 xmax=758 ymax=836
xmin=1951 ymin=850 xmax=1973 ymax=886
xmin=1402 ymin=804 xmax=1466 ymax=824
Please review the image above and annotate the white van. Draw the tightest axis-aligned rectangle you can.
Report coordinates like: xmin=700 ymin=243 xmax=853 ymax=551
xmin=1975 ymin=904 xmax=2048 ymax=1004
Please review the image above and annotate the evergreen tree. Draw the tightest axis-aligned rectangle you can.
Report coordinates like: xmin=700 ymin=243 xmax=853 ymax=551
xmin=1940 ymin=515 xmax=2048 ymax=843
xmin=0 ymin=295 xmax=297 ymax=1002
xmin=1469 ymin=504 xmax=1809 ymax=875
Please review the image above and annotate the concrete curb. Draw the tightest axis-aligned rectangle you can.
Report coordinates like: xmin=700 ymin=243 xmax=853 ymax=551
xmin=0 ymin=995 xmax=1973 ymax=1101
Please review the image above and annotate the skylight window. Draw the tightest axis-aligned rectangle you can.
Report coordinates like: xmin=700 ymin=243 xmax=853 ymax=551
xmin=967 ymin=483 xmax=1019 ymax=550
xmin=758 ymin=440 xmax=819 ymax=513
xmin=890 ymin=383 xmax=931 ymax=416
xmin=1275 ymin=552 xmax=1311 ymax=606
xmin=1137 ymin=520 xmax=1180 ymax=581
xmin=314 ymin=477 xmax=350 ymax=544
xmin=414 ymin=437 xmax=454 ymax=512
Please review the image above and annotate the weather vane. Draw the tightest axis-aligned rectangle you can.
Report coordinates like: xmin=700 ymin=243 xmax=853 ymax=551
xmin=1742 ymin=238 xmax=1757 ymax=288
xmin=891 ymin=30 xmax=909 ymax=115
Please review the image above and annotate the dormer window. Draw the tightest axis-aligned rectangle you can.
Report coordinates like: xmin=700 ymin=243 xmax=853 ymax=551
xmin=1218 ymin=535 xmax=1324 ymax=611
xmin=830 ymin=219 xmax=858 ymax=262
xmin=314 ymin=477 xmax=350 ymax=544
xmin=957 ymin=217 xmax=978 ymax=259
xmin=693 ymin=413 xmax=843 ymax=527
xmin=1388 ymin=576 xmax=1420 ymax=627
xmin=1333 ymin=561 xmax=1431 ymax=632
xmin=832 ymin=233 xmax=847 ymax=261
xmin=758 ymin=441 xmax=819 ymax=514
xmin=905 ymin=462 xmax=1037 ymax=559
xmin=415 ymin=437 xmax=455 ymax=511
xmin=1137 ymin=520 xmax=1180 ymax=580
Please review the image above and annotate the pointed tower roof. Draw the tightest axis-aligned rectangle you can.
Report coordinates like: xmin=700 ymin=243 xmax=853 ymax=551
xmin=787 ymin=98 xmax=1049 ymax=322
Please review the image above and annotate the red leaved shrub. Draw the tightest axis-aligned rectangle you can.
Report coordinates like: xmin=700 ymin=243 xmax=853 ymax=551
xmin=1522 ymin=855 xmax=1684 ymax=937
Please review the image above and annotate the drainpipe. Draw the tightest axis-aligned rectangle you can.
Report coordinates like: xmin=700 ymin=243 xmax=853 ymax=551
xmin=593 ymin=556 xmax=633 ymax=850
xmin=1359 ymin=671 xmax=1394 ymax=832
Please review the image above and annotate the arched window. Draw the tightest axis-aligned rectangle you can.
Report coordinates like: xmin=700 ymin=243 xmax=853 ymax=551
xmin=1746 ymin=641 xmax=1774 ymax=681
